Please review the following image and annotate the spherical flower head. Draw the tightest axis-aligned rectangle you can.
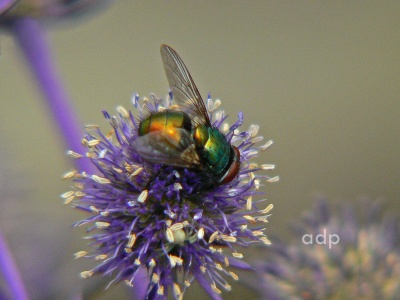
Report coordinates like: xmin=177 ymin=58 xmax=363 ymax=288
xmin=64 ymin=93 xmax=277 ymax=299
xmin=257 ymin=199 xmax=400 ymax=300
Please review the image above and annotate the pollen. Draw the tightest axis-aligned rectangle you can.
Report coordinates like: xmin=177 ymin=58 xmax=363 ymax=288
xmin=261 ymin=164 xmax=275 ymax=170
xmin=152 ymin=273 xmax=160 ymax=283
xmin=61 ymin=191 xmax=74 ymax=198
xmin=126 ymin=234 xmax=137 ymax=248
xmin=74 ymin=191 xmax=85 ymax=197
xmin=260 ymin=139 xmax=274 ymax=151
xmin=67 ymin=150 xmax=82 ymax=159
xmin=91 ymin=175 xmax=111 ymax=184
xmin=260 ymin=204 xmax=273 ymax=214
xmin=95 ymin=222 xmax=110 ymax=228
xmin=87 ymin=139 xmax=100 ymax=147
xmin=169 ymin=255 xmax=183 ymax=267
xmin=267 ymin=176 xmax=280 ymax=183
xmin=243 ymin=215 xmax=256 ymax=223
xmin=260 ymin=237 xmax=271 ymax=245
xmin=249 ymin=124 xmax=259 ymax=137
xmin=197 ymin=228 xmax=205 ymax=239
xmin=221 ymin=235 xmax=237 ymax=243
xmin=64 ymin=196 xmax=75 ymax=204
xmin=224 ymin=257 xmax=229 ymax=267
xmin=174 ymin=183 xmax=183 ymax=190
xmin=170 ymin=223 xmax=184 ymax=231
xmin=131 ymin=167 xmax=143 ymax=176
xmin=229 ymin=271 xmax=239 ymax=281
xmin=173 ymin=283 xmax=181 ymax=296
xmin=95 ymin=255 xmax=107 ymax=260
xmin=62 ymin=170 xmax=77 ymax=179
xmin=80 ymin=270 xmax=93 ymax=278
xmin=211 ymin=283 xmax=221 ymax=294
xmin=117 ymin=106 xmax=129 ymax=118
xmin=209 ymin=231 xmax=219 ymax=243
xmin=149 ymin=259 xmax=156 ymax=267
xmin=137 ymin=190 xmax=148 ymax=203
xmin=157 ymin=285 xmax=164 ymax=295
xmin=74 ymin=251 xmax=87 ymax=259
xmin=134 ymin=258 xmax=141 ymax=265
xmin=99 ymin=149 xmax=108 ymax=159
xmin=246 ymin=196 xmax=253 ymax=210
xmin=166 ymin=228 xmax=174 ymax=243
xmin=232 ymin=252 xmax=243 ymax=259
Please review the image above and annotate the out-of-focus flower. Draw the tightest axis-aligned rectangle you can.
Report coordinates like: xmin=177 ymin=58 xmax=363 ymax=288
xmin=65 ymin=93 xmax=277 ymax=299
xmin=0 ymin=0 xmax=109 ymax=23
xmin=257 ymin=199 xmax=400 ymax=300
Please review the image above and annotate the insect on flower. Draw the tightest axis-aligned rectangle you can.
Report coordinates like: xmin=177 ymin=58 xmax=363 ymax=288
xmin=66 ymin=44 xmax=277 ymax=300
xmin=134 ymin=45 xmax=240 ymax=188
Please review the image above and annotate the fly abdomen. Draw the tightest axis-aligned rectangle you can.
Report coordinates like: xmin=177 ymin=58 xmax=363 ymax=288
xmin=139 ymin=111 xmax=192 ymax=136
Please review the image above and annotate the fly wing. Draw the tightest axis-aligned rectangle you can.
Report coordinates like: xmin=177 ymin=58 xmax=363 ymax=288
xmin=132 ymin=129 xmax=201 ymax=169
xmin=160 ymin=44 xmax=211 ymax=126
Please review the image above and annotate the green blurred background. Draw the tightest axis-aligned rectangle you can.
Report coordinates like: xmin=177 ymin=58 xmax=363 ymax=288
xmin=0 ymin=1 xmax=399 ymax=299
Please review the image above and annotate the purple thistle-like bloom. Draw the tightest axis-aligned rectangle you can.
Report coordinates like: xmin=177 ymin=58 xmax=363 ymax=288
xmin=65 ymin=93 xmax=277 ymax=299
xmin=257 ymin=199 xmax=400 ymax=300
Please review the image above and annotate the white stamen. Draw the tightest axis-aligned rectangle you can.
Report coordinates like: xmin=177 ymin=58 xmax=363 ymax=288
xmin=197 ymin=228 xmax=205 ymax=239
xmin=92 ymin=175 xmax=111 ymax=184
xmin=137 ymin=190 xmax=148 ymax=203
xmin=87 ymin=139 xmax=100 ymax=147
xmin=260 ymin=140 xmax=273 ymax=151
xmin=246 ymin=196 xmax=252 ymax=211
xmin=174 ymin=183 xmax=182 ymax=190
xmin=260 ymin=204 xmax=273 ymax=214
xmin=166 ymin=228 xmax=175 ymax=243
xmin=80 ymin=271 xmax=93 ymax=278
xmin=170 ymin=223 xmax=183 ymax=231
xmin=229 ymin=271 xmax=239 ymax=280
xmin=209 ymin=231 xmax=219 ymax=243
xmin=267 ymin=176 xmax=280 ymax=183
xmin=117 ymin=105 xmax=129 ymax=117
xmin=61 ymin=191 xmax=74 ymax=198
xmin=62 ymin=170 xmax=77 ymax=179
xmin=95 ymin=222 xmax=110 ymax=228
xmin=85 ymin=124 xmax=99 ymax=129
xmin=74 ymin=251 xmax=87 ymax=259
xmin=213 ymin=99 xmax=221 ymax=111
xmin=261 ymin=164 xmax=275 ymax=170
xmin=249 ymin=124 xmax=259 ymax=137
xmin=99 ymin=149 xmax=108 ymax=159
xmin=232 ymin=252 xmax=243 ymax=259
xmin=157 ymin=286 xmax=164 ymax=295
xmin=67 ymin=150 xmax=82 ymax=159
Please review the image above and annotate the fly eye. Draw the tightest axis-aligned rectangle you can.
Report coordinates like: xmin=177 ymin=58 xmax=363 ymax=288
xmin=219 ymin=146 xmax=240 ymax=184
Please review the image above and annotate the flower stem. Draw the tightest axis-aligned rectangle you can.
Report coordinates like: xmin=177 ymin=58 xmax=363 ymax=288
xmin=11 ymin=17 xmax=94 ymax=173
xmin=0 ymin=230 xmax=29 ymax=300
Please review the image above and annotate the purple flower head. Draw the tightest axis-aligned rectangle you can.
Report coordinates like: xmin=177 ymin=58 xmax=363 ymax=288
xmin=257 ymin=199 xmax=400 ymax=300
xmin=64 ymin=93 xmax=277 ymax=299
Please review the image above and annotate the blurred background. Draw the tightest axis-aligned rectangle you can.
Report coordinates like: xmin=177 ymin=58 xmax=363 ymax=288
xmin=0 ymin=1 xmax=399 ymax=299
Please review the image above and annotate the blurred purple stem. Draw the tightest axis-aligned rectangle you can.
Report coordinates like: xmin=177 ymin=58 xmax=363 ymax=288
xmin=0 ymin=230 xmax=29 ymax=300
xmin=10 ymin=17 xmax=148 ymax=300
xmin=11 ymin=17 xmax=94 ymax=173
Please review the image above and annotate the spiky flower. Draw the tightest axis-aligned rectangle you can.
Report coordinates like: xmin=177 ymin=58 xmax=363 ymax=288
xmin=257 ymin=199 xmax=400 ymax=300
xmin=64 ymin=93 xmax=277 ymax=299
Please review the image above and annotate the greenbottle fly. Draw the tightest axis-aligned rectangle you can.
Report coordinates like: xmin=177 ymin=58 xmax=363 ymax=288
xmin=133 ymin=45 xmax=240 ymax=187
